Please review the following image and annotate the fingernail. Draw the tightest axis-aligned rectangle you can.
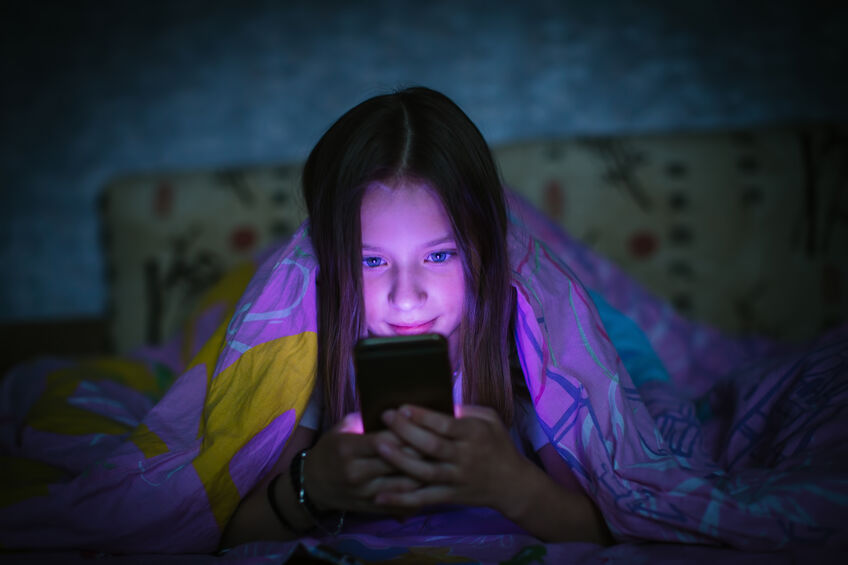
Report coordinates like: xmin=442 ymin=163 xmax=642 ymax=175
xmin=382 ymin=409 xmax=396 ymax=424
xmin=400 ymin=405 xmax=412 ymax=417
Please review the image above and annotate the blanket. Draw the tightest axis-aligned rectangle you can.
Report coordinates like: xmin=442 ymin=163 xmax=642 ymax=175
xmin=1 ymin=191 xmax=847 ymax=560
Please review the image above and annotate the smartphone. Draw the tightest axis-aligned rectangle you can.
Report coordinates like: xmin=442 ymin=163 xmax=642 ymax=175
xmin=354 ymin=333 xmax=455 ymax=433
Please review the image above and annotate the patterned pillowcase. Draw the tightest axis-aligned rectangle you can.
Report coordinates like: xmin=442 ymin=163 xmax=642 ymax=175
xmin=101 ymin=126 xmax=848 ymax=353
xmin=100 ymin=165 xmax=306 ymax=353
xmin=496 ymin=126 xmax=848 ymax=342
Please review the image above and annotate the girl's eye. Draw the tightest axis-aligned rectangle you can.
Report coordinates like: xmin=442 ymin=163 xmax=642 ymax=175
xmin=362 ymin=256 xmax=385 ymax=268
xmin=427 ymin=251 xmax=454 ymax=263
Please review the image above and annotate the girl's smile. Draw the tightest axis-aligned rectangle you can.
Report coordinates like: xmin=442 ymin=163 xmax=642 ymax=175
xmin=388 ymin=318 xmax=437 ymax=334
xmin=360 ymin=180 xmax=466 ymax=367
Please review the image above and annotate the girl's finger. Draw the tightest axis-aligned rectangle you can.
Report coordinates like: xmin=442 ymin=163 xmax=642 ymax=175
xmin=375 ymin=439 xmax=457 ymax=484
xmin=383 ymin=409 xmax=457 ymax=460
xmin=344 ymin=476 xmax=423 ymax=514
xmin=363 ymin=474 xmax=421 ymax=497
xmin=374 ymin=484 xmax=455 ymax=508
xmin=340 ymin=455 xmax=402 ymax=484
xmin=372 ymin=428 xmax=425 ymax=460
xmin=327 ymin=427 xmax=403 ymax=460
xmin=337 ymin=411 xmax=364 ymax=434
xmin=400 ymin=445 xmax=423 ymax=459
xmin=396 ymin=405 xmax=460 ymax=438
xmin=327 ymin=431 xmax=379 ymax=459
xmin=454 ymin=404 xmax=499 ymax=424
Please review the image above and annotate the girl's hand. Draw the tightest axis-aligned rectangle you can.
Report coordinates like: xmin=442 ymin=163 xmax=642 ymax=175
xmin=303 ymin=412 xmax=422 ymax=514
xmin=373 ymin=404 xmax=531 ymax=516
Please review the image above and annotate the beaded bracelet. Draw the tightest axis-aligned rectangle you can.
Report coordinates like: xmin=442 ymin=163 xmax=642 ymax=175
xmin=266 ymin=473 xmax=299 ymax=533
xmin=289 ymin=449 xmax=345 ymax=536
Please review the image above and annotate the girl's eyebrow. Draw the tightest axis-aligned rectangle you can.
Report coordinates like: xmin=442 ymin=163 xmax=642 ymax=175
xmin=361 ymin=235 xmax=456 ymax=252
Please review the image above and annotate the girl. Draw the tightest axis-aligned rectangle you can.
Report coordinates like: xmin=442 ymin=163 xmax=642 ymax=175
xmin=2 ymin=87 xmax=844 ymax=557
xmin=221 ymin=87 xmax=613 ymax=547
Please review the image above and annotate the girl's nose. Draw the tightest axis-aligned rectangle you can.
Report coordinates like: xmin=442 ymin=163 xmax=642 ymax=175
xmin=390 ymin=268 xmax=425 ymax=310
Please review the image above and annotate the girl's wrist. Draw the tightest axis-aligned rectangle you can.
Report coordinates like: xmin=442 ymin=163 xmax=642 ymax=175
xmin=270 ymin=470 xmax=314 ymax=534
xmin=290 ymin=449 xmax=346 ymax=535
xmin=299 ymin=450 xmax=330 ymax=513
xmin=496 ymin=457 xmax=540 ymax=523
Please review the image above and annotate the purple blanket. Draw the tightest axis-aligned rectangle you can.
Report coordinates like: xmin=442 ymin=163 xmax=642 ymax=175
xmin=1 ymin=191 xmax=846 ymax=561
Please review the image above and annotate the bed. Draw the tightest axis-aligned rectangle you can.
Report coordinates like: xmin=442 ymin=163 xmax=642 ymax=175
xmin=2 ymin=125 xmax=847 ymax=563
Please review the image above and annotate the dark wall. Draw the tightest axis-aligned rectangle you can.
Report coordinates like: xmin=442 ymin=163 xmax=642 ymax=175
xmin=1 ymin=0 xmax=846 ymax=322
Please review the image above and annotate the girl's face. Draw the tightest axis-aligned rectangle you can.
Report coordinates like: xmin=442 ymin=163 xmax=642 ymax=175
xmin=360 ymin=180 xmax=466 ymax=368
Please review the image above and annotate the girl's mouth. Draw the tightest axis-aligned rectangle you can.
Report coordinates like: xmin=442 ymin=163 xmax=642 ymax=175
xmin=388 ymin=319 xmax=436 ymax=335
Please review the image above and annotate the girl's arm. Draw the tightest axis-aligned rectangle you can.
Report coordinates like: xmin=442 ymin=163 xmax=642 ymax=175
xmin=529 ymin=444 xmax=614 ymax=544
xmin=374 ymin=405 xmax=614 ymax=545
xmin=219 ymin=425 xmax=316 ymax=548
xmin=220 ymin=414 xmax=421 ymax=549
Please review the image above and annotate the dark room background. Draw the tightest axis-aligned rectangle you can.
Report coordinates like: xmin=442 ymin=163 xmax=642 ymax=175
xmin=1 ymin=0 xmax=846 ymax=324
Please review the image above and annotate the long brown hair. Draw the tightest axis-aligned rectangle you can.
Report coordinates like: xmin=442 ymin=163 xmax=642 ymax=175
xmin=301 ymin=87 xmax=516 ymax=427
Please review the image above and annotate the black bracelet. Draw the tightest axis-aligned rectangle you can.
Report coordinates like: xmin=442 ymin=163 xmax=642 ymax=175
xmin=289 ymin=449 xmax=345 ymax=536
xmin=266 ymin=473 xmax=299 ymax=533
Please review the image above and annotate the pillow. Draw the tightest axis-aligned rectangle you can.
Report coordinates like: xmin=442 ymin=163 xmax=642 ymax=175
xmin=496 ymin=125 xmax=848 ymax=341
xmin=100 ymin=164 xmax=306 ymax=353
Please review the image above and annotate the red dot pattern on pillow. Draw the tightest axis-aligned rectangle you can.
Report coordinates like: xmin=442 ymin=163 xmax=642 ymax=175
xmin=628 ymin=230 xmax=659 ymax=259
xmin=230 ymin=226 xmax=258 ymax=252
xmin=544 ymin=179 xmax=565 ymax=221
xmin=154 ymin=181 xmax=174 ymax=218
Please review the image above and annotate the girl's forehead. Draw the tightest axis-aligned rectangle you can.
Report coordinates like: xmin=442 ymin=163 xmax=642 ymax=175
xmin=361 ymin=179 xmax=443 ymax=211
xmin=360 ymin=180 xmax=455 ymax=242
xmin=363 ymin=178 xmax=435 ymax=196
